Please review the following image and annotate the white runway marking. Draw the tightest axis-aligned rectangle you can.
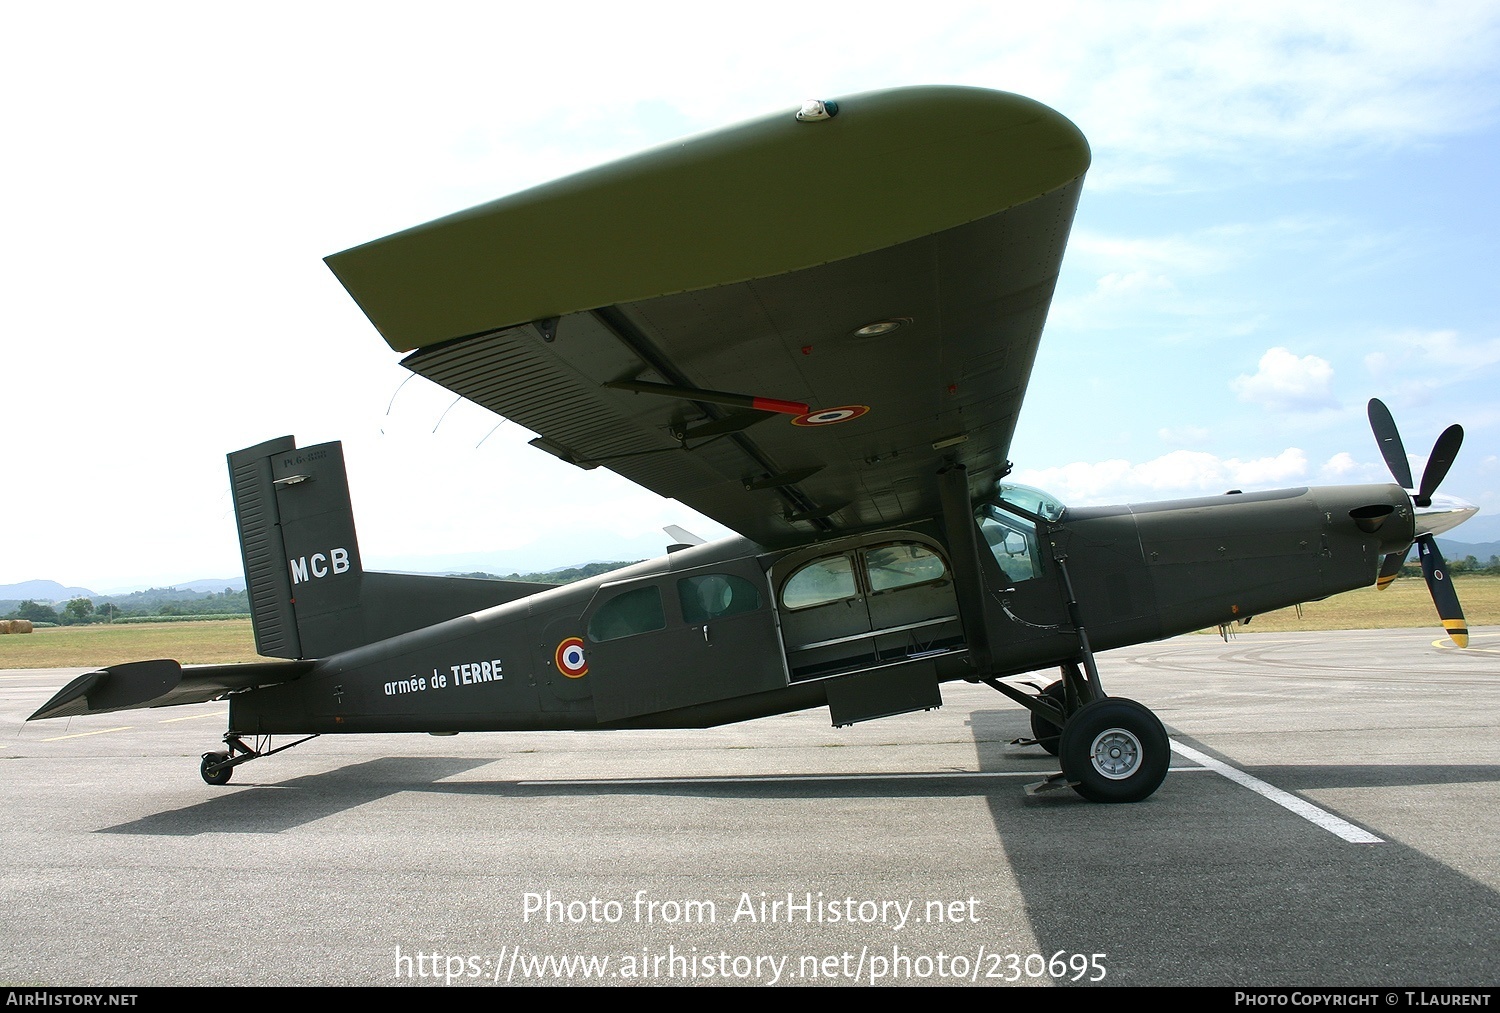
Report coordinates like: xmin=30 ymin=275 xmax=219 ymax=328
xmin=41 ymin=725 xmax=134 ymax=742
xmin=1171 ymin=741 xmax=1383 ymax=844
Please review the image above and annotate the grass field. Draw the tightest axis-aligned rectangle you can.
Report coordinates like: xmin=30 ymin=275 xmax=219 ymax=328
xmin=1222 ymin=574 xmax=1500 ymax=634
xmin=0 ymin=618 xmax=260 ymax=669
xmin=2 ymin=576 xmax=1496 ymax=670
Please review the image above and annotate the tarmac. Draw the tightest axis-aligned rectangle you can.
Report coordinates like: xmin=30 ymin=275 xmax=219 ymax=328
xmin=1 ymin=626 xmax=1496 ymax=987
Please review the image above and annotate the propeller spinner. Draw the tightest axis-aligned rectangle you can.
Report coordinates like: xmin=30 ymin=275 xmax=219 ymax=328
xmin=1367 ymin=398 xmax=1475 ymax=647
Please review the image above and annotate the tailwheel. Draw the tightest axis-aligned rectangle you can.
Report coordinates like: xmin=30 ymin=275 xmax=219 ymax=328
xmin=1029 ymin=680 xmax=1065 ymax=756
xmin=200 ymin=750 xmax=233 ymax=786
xmin=196 ymin=731 xmax=319 ymax=784
xmin=1058 ymin=698 xmax=1169 ymax=803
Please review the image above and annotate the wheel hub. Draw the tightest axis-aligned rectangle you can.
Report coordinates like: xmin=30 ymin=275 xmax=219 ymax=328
xmin=1089 ymin=727 xmax=1143 ymax=780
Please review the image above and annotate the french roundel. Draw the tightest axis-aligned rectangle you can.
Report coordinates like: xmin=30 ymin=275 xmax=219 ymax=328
xmin=554 ymin=637 xmax=588 ymax=678
xmin=791 ymin=404 xmax=870 ymax=427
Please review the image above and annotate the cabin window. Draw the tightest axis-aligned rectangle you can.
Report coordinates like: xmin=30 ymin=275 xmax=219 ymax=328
xmin=780 ymin=554 xmax=858 ymax=610
xmin=864 ymin=543 xmax=948 ymax=592
xmin=587 ymin=586 xmax=666 ymax=642
xmin=678 ymin=574 xmax=762 ymax=624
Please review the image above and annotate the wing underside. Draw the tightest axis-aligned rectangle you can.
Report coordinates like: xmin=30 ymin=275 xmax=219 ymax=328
xmin=328 ymin=87 xmax=1089 ymax=544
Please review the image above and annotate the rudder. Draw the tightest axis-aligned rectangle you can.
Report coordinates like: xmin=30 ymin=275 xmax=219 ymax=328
xmin=228 ymin=437 xmax=363 ymax=659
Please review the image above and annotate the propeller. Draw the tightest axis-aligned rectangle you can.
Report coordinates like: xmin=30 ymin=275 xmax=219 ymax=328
xmin=1417 ymin=537 xmax=1469 ymax=649
xmin=1367 ymin=398 xmax=1469 ymax=647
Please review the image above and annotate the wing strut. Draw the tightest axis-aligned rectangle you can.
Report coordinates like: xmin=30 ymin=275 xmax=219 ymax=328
xmin=604 ymin=378 xmax=808 ymax=417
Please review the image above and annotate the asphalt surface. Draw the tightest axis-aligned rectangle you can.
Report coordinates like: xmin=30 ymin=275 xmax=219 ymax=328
xmin=1 ymin=627 xmax=1496 ymax=987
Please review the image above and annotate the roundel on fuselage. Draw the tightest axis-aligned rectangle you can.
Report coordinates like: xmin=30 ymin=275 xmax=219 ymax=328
xmin=554 ymin=637 xmax=588 ymax=678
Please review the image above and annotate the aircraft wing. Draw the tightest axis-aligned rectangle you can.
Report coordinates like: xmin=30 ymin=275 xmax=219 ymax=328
xmin=29 ymin=659 xmax=315 ymax=720
xmin=325 ymin=87 xmax=1089 ymax=546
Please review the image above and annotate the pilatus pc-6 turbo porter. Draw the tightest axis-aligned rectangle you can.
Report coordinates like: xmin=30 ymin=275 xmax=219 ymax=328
xmin=32 ymin=87 xmax=1478 ymax=803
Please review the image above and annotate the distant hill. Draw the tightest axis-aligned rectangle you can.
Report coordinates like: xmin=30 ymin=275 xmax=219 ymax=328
xmin=446 ymin=561 xmax=640 ymax=585
xmin=0 ymin=580 xmax=98 ymax=602
xmin=1436 ymin=538 xmax=1500 ymax=562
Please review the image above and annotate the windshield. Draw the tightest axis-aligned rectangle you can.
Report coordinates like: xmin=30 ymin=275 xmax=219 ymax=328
xmin=991 ymin=482 xmax=1067 ymax=522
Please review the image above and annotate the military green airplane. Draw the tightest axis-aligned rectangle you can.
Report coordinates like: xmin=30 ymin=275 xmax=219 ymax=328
xmin=30 ymin=87 xmax=1478 ymax=803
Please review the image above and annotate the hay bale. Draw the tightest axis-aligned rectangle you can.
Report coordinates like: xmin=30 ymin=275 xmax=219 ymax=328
xmin=0 ymin=620 xmax=11 ymax=634
xmin=10 ymin=619 xmax=33 ymax=634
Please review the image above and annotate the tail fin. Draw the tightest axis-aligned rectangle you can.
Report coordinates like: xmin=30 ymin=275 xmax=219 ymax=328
xmin=228 ymin=437 xmax=364 ymax=659
xmin=228 ymin=436 xmax=551 ymax=659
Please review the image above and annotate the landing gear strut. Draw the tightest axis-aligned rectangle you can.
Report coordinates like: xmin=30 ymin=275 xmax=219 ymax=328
xmin=198 ymin=731 xmax=320 ymax=786
xmin=1028 ymin=680 xmax=1066 ymax=756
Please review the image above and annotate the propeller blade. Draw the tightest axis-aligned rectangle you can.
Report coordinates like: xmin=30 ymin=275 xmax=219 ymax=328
xmin=1375 ymin=550 xmax=1406 ymax=591
xmin=1367 ymin=398 xmax=1413 ymax=488
xmin=1417 ymin=534 xmax=1468 ymax=647
xmin=1415 ymin=424 xmax=1464 ymax=507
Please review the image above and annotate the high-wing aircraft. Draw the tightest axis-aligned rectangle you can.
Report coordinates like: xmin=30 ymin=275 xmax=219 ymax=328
xmin=30 ymin=87 xmax=1479 ymax=803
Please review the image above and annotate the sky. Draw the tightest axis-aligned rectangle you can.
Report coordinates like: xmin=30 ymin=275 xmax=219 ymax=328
xmin=4 ymin=1 xmax=1499 ymax=592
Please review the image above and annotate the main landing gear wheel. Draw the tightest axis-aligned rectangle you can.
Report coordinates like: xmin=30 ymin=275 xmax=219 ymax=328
xmin=1030 ymin=680 xmax=1065 ymax=756
xmin=200 ymin=751 xmax=232 ymax=786
xmin=1058 ymin=698 xmax=1168 ymax=803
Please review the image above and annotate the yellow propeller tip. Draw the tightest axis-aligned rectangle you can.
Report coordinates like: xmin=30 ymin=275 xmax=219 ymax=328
xmin=1442 ymin=619 xmax=1469 ymax=648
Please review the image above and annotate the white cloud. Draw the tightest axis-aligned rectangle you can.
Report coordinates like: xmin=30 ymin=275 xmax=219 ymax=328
xmin=1052 ymin=219 xmax=1341 ymax=331
xmin=1320 ymin=452 xmax=1361 ymax=480
xmin=1012 ymin=448 xmax=1309 ymax=506
xmin=1232 ymin=347 xmax=1337 ymax=411
xmin=1072 ymin=232 xmax=1234 ymax=276
xmin=1393 ymin=330 xmax=1500 ymax=370
xmin=1035 ymin=1 xmax=1500 ymax=183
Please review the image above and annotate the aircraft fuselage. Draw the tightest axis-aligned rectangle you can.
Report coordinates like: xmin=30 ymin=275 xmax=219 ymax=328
xmin=226 ymin=481 xmax=1414 ymax=737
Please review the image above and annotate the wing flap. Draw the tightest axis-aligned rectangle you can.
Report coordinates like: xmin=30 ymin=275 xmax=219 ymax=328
xmin=28 ymin=659 xmax=315 ymax=721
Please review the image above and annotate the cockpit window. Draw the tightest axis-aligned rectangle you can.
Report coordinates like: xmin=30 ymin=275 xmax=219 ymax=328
xmin=977 ymin=506 xmax=1042 ymax=583
xmin=994 ymin=483 xmax=1066 ymax=522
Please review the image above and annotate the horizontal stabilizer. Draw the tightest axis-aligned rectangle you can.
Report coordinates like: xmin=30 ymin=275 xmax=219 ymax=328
xmin=28 ymin=658 xmax=315 ymax=721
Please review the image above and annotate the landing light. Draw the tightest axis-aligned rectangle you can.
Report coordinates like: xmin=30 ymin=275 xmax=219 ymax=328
xmin=851 ymin=317 xmax=909 ymax=338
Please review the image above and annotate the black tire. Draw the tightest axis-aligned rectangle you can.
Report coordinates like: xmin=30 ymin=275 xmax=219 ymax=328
xmin=1029 ymin=681 xmax=1065 ymax=756
xmin=200 ymin=751 xmax=233 ymax=786
xmin=1058 ymin=698 xmax=1168 ymax=803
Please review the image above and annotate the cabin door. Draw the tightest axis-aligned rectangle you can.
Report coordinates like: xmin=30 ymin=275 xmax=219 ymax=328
xmin=584 ymin=556 xmax=787 ymax=723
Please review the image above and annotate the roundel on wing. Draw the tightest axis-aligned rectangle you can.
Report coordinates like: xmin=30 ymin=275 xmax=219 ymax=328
xmin=791 ymin=405 xmax=870 ymax=427
xmin=554 ymin=637 xmax=588 ymax=678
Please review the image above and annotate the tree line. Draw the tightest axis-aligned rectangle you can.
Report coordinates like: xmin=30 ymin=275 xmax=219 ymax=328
xmin=1400 ymin=555 xmax=1500 ymax=577
xmin=1 ymin=565 xmax=640 ymax=626
xmin=3 ymin=588 xmax=251 ymax=625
